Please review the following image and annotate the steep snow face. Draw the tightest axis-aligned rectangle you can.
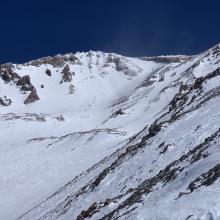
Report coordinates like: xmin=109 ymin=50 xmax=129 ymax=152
xmin=1 ymin=44 xmax=220 ymax=220
xmin=0 ymin=51 xmax=163 ymax=219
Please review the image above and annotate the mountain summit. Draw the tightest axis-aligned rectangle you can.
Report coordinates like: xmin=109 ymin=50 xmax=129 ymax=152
xmin=1 ymin=44 xmax=220 ymax=220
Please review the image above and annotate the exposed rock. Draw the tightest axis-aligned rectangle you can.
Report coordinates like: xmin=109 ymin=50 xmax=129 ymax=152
xmin=178 ymin=164 xmax=220 ymax=199
xmin=60 ymin=64 xmax=73 ymax=83
xmin=76 ymin=203 xmax=98 ymax=220
xmin=1 ymin=72 xmax=12 ymax=82
xmin=65 ymin=54 xmax=81 ymax=64
xmin=188 ymin=164 xmax=220 ymax=192
xmin=179 ymin=84 xmax=189 ymax=93
xmin=194 ymin=77 xmax=204 ymax=89
xmin=17 ymin=75 xmax=34 ymax=91
xmin=160 ymin=144 xmax=170 ymax=154
xmin=17 ymin=75 xmax=31 ymax=86
xmin=148 ymin=123 xmax=162 ymax=137
xmin=0 ymin=64 xmax=20 ymax=83
xmin=45 ymin=68 xmax=52 ymax=76
xmin=141 ymin=75 xmax=157 ymax=87
xmin=28 ymin=55 xmax=65 ymax=67
xmin=0 ymin=97 xmax=12 ymax=106
xmin=113 ymin=109 xmax=125 ymax=117
xmin=142 ymin=55 xmax=191 ymax=64
xmin=113 ymin=57 xmax=137 ymax=76
xmin=24 ymin=89 xmax=40 ymax=105
xmin=40 ymin=84 xmax=44 ymax=88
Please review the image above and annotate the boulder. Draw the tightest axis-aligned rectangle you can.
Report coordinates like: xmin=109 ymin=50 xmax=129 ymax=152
xmin=45 ymin=68 xmax=52 ymax=76
xmin=149 ymin=123 xmax=161 ymax=137
xmin=24 ymin=89 xmax=40 ymax=104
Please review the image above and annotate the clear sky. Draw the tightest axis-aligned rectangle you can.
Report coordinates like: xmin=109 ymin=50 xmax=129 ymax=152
xmin=1 ymin=0 xmax=219 ymax=63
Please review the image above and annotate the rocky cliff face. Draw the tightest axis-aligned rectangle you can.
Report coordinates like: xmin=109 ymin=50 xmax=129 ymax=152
xmin=1 ymin=44 xmax=220 ymax=220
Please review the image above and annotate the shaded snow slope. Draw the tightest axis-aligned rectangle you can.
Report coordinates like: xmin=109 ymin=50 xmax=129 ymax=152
xmin=1 ymin=44 xmax=220 ymax=220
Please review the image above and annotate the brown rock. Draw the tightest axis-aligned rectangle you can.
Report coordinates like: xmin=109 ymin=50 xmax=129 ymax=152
xmin=24 ymin=89 xmax=40 ymax=104
xmin=60 ymin=64 xmax=73 ymax=83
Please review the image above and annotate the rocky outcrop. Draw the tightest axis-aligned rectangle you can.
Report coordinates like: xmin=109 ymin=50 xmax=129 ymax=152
xmin=0 ymin=64 xmax=20 ymax=83
xmin=193 ymin=67 xmax=220 ymax=89
xmin=16 ymin=75 xmax=34 ymax=91
xmin=113 ymin=57 xmax=137 ymax=76
xmin=60 ymin=64 xmax=73 ymax=83
xmin=0 ymin=97 xmax=12 ymax=106
xmin=28 ymin=55 xmax=65 ymax=67
xmin=24 ymin=89 xmax=40 ymax=104
xmin=26 ymin=54 xmax=81 ymax=67
xmin=113 ymin=109 xmax=125 ymax=117
xmin=142 ymin=55 xmax=191 ymax=64
xmin=148 ymin=123 xmax=162 ymax=136
xmin=194 ymin=77 xmax=204 ymax=89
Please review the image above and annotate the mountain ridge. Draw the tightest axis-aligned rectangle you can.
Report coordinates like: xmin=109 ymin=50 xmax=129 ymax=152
xmin=1 ymin=44 xmax=220 ymax=220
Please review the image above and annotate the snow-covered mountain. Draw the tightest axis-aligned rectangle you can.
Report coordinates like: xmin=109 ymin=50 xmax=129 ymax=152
xmin=1 ymin=44 xmax=220 ymax=220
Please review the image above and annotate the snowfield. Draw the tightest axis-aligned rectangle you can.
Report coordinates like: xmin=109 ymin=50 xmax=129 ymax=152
xmin=0 ymin=45 xmax=220 ymax=220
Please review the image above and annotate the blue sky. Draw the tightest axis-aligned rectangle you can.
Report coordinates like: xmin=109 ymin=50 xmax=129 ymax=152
xmin=1 ymin=0 xmax=219 ymax=63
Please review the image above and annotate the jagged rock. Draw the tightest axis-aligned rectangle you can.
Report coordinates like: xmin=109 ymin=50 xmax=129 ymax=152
xmin=27 ymin=54 xmax=82 ymax=67
xmin=113 ymin=57 xmax=137 ymax=76
xmin=114 ymin=58 xmax=123 ymax=72
xmin=114 ymin=109 xmax=125 ymax=116
xmin=176 ymin=163 xmax=220 ymax=199
xmin=188 ymin=164 xmax=220 ymax=192
xmin=0 ymin=97 xmax=12 ymax=106
xmin=104 ymin=198 xmax=113 ymax=206
xmin=0 ymin=98 xmax=7 ymax=106
xmin=179 ymin=84 xmax=189 ymax=93
xmin=76 ymin=203 xmax=98 ymax=220
xmin=65 ymin=54 xmax=79 ymax=63
xmin=29 ymin=55 xmax=65 ymax=67
xmin=169 ymin=94 xmax=182 ymax=111
xmin=1 ymin=72 xmax=12 ymax=82
xmin=24 ymin=89 xmax=40 ymax=105
xmin=141 ymin=75 xmax=157 ymax=87
xmin=50 ymin=55 xmax=64 ymax=67
xmin=0 ymin=96 xmax=12 ymax=106
xmin=45 ymin=68 xmax=52 ymax=76
xmin=60 ymin=64 xmax=72 ymax=83
xmin=17 ymin=75 xmax=31 ymax=86
xmin=149 ymin=123 xmax=161 ymax=137
xmin=17 ymin=75 xmax=34 ymax=91
xmin=62 ymin=64 xmax=70 ymax=73
xmin=0 ymin=65 xmax=20 ymax=83
xmin=1 ymin=67 xmax=13 ymax=82
xmin=194 ymin=77 xmax=204 ymax=89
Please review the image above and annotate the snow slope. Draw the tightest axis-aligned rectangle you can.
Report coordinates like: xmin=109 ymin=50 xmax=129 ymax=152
xmin=0 ymin=44 xmax=220 ymax=220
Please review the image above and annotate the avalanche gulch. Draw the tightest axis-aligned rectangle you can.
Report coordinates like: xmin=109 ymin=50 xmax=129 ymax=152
xmin=0 ymin=44 xmax=220 ymax=220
